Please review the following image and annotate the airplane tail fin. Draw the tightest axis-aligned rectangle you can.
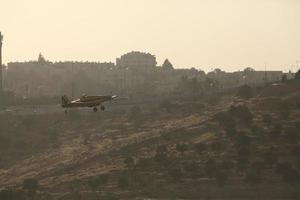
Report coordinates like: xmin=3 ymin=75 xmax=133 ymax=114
xmin=61 ymin=95 xmax=71 ymax=107
xmin=111 ymin=95 xmax=118 ymax=100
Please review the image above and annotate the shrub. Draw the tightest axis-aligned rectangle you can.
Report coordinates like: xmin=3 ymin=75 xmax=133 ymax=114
xmin=262 ymin=114 xmax=272 ymax=125
xmin=118 ymin=176 xmax=129 ymax=188
xmin=229 ymin=105 xmax=253 ymax=125
xmin=0 ymin=189 xmax=25 ymax=200
xmin=136 ymin=158 xmax=152 ymax=169
xmin=269 ymin=123 xmax=282 ymax=139
xmin=204 ymin=158 xmax=217 ymax=178
xmin=0 ymin=134 xmax=11 ymax=149
xmin=88 ymin=174 xmax=109 ymax=191
xmin=220 ymin=160 xmax=235 ymax=171
xmin=295 ymin=69 xmax=300 ymax=81
xmin=280 ymin=110 xmax=290 ymax=120
xmin=263 ymin=151 xmax=278 ymax=167
xmin=236 ymin=85 xmax=254 ymax=99
xmin=251 ymin=160 xmax=265 ymax=174
xmin=244 ymin=171 xmax=262 ymax=185
xmin=281 ymin=74 xmax=288 ymax=82
xmin=130 ymin=106 xmax=141 ymax=119
xmin=291 ymin=145 xmax=300 ymax=158
xmin=23 ymin=178 xmax=39 ymax=192
xmin=175 ymin=143 xmax=189 ymax=156
xmin=235 ymin=133 xmax=251 ymax=148
xmin=194 ymin=142 xmax=207 ymax=155
xmin=168 ymin=167 xmax=183 ymax=180
xmin=215 ymin=171 xmax=228 ymax=187
xmin=154 ymin=152 xmax=168 ymax=165
xmin=88 ymin=179 xmax=99 ymax=191
xmin=295 ymin=120 xmax=300 ymax=130
xmin=282 ymin=167 xmax=300 ymax=186
xmin=237 ymin=147 xmax=251 ymax=171
xmin=124 ymin=156 xmax=135 ymax=169
xmin=183 ymin=161 xmax=200 ymax=177
xmin=276 ymin=162 xmax=293 ymax=175
xmin=156 ymin=145 xmax=168 ymax=154
xmin=159 ymin=99 xmax=173 ymax=113
xmin=215 ymin=111 xmax=236 ymax=136
xmin=210 ymin=140 xmax=224 ymax=152
xmin=284 ymin=127 xmax=300 ymax=143
xmin=207 ymin=95 xmax=221 ymax=105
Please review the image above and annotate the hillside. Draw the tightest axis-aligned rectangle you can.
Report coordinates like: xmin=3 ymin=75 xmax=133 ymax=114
xmin=0 ymin=83 xmax=300 ymax=199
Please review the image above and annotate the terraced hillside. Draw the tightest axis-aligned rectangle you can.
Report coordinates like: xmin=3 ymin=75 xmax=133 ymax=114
xmin=0 ymin=83 xmax=300 ymax=199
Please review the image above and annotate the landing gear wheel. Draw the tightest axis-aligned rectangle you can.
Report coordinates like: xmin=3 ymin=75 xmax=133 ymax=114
xmin=65 ymin=109 xmax=68 ymax=114
xmin=93 ymin=107 xmax=98 ymax=112
xmin=100 ymin=105 xmax=105 ymax=111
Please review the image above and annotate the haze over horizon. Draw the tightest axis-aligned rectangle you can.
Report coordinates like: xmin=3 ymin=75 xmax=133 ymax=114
xmin=1 ymin=0 xmax=299 ymax=72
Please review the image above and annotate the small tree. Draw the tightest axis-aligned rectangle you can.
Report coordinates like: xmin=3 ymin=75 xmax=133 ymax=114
xmin=204 ymin=158 xmax=217 ymax=178
xmin=282 ymin=167 xmax=300 ymax=186
xmin=124 ymin=156 xmax=135 ymax=170
xmin=88 ymin=174 xmax=109 ymax=192
xmin=269 ymin=123 xmax=282 ymax=139
xmin=215 ymin=171 xmax=228 ymax=187
xmin=23 ymin=178 xmax=39 ymax=192
xmin=156 ymin=145 xmax=168 ymax=154
xmin=251 ymin=160 xmax=265 ymax=174
xmin=281 ymin=74 xmax=288 ymax=82
xmin=244 ymin=171 xmax=262 ymax=186
xmin=183 ymin=161 xmax=200 ymax=178
xmin=263 ymin=151 xmax=278 ymax=167
xmin=118 ymin=176 xmax=129 ymax=188
xmin=168 ymin=167 xmax=183 ymax=180
xmin=276 ymin=162 xmax=293 ymax=175
xmin=237 ymin=85 xmax=254 ymax=99
xmin=155 ymin=151 xmax=168 ymax=165
xmin=159 ymin=99 xmax=172 ymax=113
xmin=210 ymin=140 xmax=224 ymax=152
xmin=284 ymin=127 xmax=300 ymax=143
xmin=237 ymin=147 xmax=251 ymax=171
xmin=220 ymin=160 xmax=235 ymax=171
xmin=23 ymin=178 xmax=39 ymax=199
xmin=229 ymin=105 xmax=253 ymax=126
xmin=295 ymin=120 xmax=300 ymax=130
xmin=194 ymin=142 xmax=207 ymax=155
xmin=162 ymin=59 xmax=174 ymax=70
xmin=280 ymin=110 xmax=290 ymax=120
xmin=295 ymin=69 xmax=300 ymax=81
xmin=176 ymin=143 xmax=189 ymax=156
xmin=215 ymin=111 xmax=236 ymax=136
xmin=262 ymin=114 xmax=272 ymax=125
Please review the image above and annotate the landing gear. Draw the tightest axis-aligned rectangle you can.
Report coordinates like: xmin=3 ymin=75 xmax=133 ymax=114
xmin=93 ymin=107 xmax=98 ymax=112
xmin=100 ymin=105 xmax=105 ymax=111
xmin=64 ymin=109 xmax=68 ymax=114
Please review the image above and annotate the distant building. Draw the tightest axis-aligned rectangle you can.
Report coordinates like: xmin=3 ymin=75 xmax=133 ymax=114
xmin=116 ymin=51 xmax=157 ymax=68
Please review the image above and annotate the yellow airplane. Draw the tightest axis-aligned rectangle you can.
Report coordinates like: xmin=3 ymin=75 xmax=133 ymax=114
xmin=61 ymin=94 xmax=118 ymax=112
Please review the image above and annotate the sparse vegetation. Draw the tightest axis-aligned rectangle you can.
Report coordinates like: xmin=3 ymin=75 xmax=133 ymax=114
xmin=175 ymin=143 xmax=189 ymax=156
xmin=159 ymin=99 xmax=173 ymax=113
xmin=1 ymin=78 xmax=300 ymax=199
xmin=237 ymin=85 xmax=254 ymax=99
xmin=118 ymin=175 xmax=130 ymax=188
xmin=244 ymin=171 xmax=262 ymax=185
xmin=23 ymin=178 xmax=39 ymax=192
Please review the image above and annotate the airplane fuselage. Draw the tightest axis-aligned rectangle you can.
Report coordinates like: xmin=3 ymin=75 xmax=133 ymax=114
xmin=62 ymin=95 xmax=117 ymax=112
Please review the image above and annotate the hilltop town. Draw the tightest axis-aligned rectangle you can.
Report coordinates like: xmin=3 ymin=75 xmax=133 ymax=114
xmin=0 ymin=51 xmax=292 ymax=106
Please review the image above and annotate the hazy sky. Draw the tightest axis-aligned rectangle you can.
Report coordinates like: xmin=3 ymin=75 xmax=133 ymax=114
xmin=1 ymin=0 xmax=299 ymax=72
